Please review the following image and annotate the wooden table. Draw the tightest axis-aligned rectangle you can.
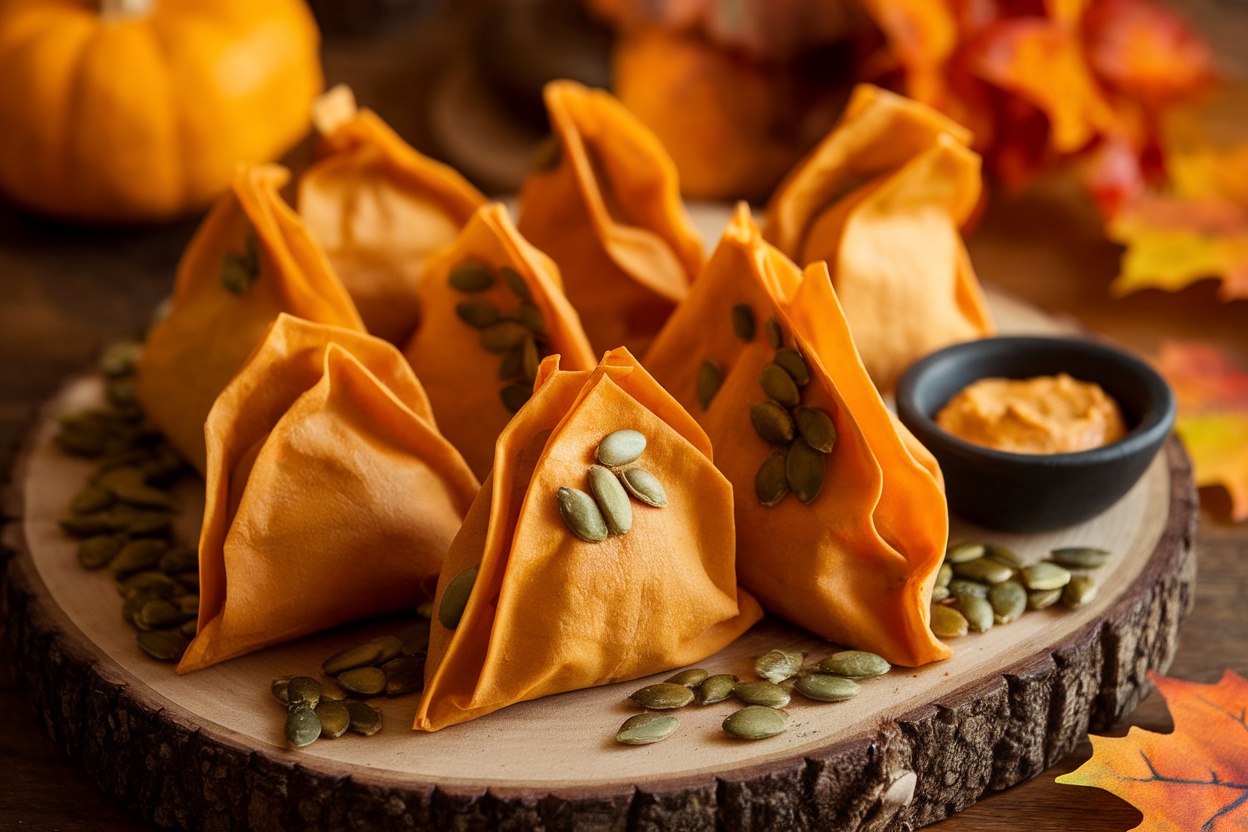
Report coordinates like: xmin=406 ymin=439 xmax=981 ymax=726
xmin=2 ymin=3 xmax=1246 ymax=830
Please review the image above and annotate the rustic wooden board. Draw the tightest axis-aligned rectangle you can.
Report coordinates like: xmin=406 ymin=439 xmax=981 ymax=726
xmin=0 ymin=280 xmax=1198 ymax=831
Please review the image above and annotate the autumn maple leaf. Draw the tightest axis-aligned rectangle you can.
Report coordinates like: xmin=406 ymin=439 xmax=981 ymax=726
xmin=1057 ymin=670 xmax=1248 ymax=831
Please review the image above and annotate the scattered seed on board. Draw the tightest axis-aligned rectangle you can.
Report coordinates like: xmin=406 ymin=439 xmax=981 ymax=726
xmin=955 ymin=594 xmax=994 ymax=633
xmin=617 ymin=712 xmax=680 ymax=745
xmin=697 ymin=674 xmax=738 ymax=704
xmin=931 ymin=604 xmax=969 ymax=638
xmin=286 ymin=676 xmax=322 ymax=709
xmin=382 ymin=657 xmax=425 ymax=695
xmin=733 ymin=680 xmax=791 ymax=708
xmin=1022 ymin=562 xmax=1072 ymax=591
xmin=345 ymin=700 xmax=383 ymax=736
xmin=754 ymin=650 xmax=804 ymax=684
xmin=988 ymin=581 xmax=1027 ymax=624
xmin=816 ymin=651 xmax=890 ymax=679
xmin=1027 ymin=588 xmax=1063 ymax=610
xmin=286 ymin=706 xmax=321 ymax=748
xmin=315 ymin=700 xmax=351 ymax=739
xmin=1049 ymin=546 xmax=1112 ymax=570
xmin=322 ymin=640 xmax=391 ymax=676
xmin=1062 ymin=575 xmax=1098 ymax=608
xmin=945 ymin=542 xmax=986 ymax=563
xmin=629 ymin=682 xmax=695 ymax=710
xmin=952 ymin=557 xmax=1014 ymax=585
xmin=723 ymin=706 xmax=788 ymax=740
xmin=665 ymin=668 xmax=709 ymax=688
xmin=795 ymin=674 xmax=861 ymax=703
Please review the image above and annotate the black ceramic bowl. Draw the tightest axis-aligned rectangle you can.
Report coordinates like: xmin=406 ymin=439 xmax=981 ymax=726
xmin=895 ymin=336 xmax=1176 ymax=531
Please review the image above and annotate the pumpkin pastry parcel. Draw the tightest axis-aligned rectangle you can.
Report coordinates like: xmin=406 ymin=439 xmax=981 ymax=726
xmin=413 ymin=348 xmax=763 ymax=731
xmin=404 ymin=202 xmax=596 ymax=479
xmin=645 ymin=206 xmax=949 ymax=667
xmin=136 ymin=164 xmax=364 ymax=474
xmin=299 ymin=85 xmax=487 ymax=345
xmin=178 ymin=314 xmax=479 ymax=673
xmin=516 ymin=80 xmax=705 ymax=358
xmin=762 ymin=83 xmax=995 ymax=392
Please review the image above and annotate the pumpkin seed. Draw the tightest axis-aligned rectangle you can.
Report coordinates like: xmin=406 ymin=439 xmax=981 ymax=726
xmin=723 ymin=706 xmax=788 ymax=740
xmin=750 ymin=401 xmax=795 ymax=445
xmin=945 ymin=541 xmax=986 ymax=563
xmin=517 ymin=301 xmax=546 ymax=335
xmin=439 ymin=565 xmax=479 ymax=630
xmin=110 ymin=539 xmax=168 ymax=579
xmin=597 ymin=430 xmax=647 ymax=467
xmin=557 ymin=486 xmax=608 ymax=542
xmin=988 ymin=581 xmax=1027 ymax=624
xmin=286 ymin=676 xmax=322 ymax=709
xmin=619 ymin=467 xmax=667 ymax=507
xmin=955 ymin=595 xmax=994 ymax=632
xmin=930 ymin=604 xmax=969 ymax=638
xmin=136 ymin=599 xmax=188 ymax=630
xmin=400 ymin=620 xmax=432 ymax=656
xmin=1049 ymin=546 xmax=1111 ymax=570
xmin=1022 ymin=562 xmax=1072 ymax=591
xmin=480 ymin=321 xmax=531 ymax=354
xmin=136 ymin=629 xmax=186 ymax=661
xmin=697 ymin=674 xmax=738 ymax=704
xmin=337 ymin=666 xmax=386 ymax=696
xmin=931 ymin=586 xmax=950 ymax=602
xmin=816 ymin=651 xmax=890 ymax=679
xmin=127 ymin=510 xmax=173 ymax=538
xmin=793 ymin=407 xmax=836 ymax=453
xmin=455 ymin=299 xmax=503 ymax=329
xmin=322 ymin=641 xmax=391 ymax=676
xmin=697 ymin=360 xmax=723 ymax=410
xmin=500 ymin=383 xmax=532 ymax=414
xmin=755 ymin=650 xmax=804 ymax=683
xmin=948 ymin=579 xmax=989 ymax=599
xmin=78 ymin=535 xmax=122 ymax=569
xmin=774 ymin=349 xmax=810 ymax=387
xmin=106 ymin=378 xmax=137 ymax=409
xmin=104 ymin=473 xmax=173 ymax=510
xmin=315 ymin=700 xmax=350 ymax=739
xmin=764 ymin=316 xmax=783 ymax=350
xmin=629 ymin=682 xmax=695 ymax=710
xmin=123 ymin=589 xmax=165 ymax=626
xmin=344 ymin=700 xmax=383 ymax=736
xmin=382 ymin=657 xmax=425 ymax=695
xmin=616 ymin=712 xmax=679 ymax=745
xmin=55 ymin=429 xmax=108 ymax=458
xmin=498 ymin=343 xmax=526 ymax=380
xmin=521 ymin=336 xmax=540 ymax=383
xmin=759 ymin=363 xmax=800 ymax=407
xmin=501 ymin=266 xmax=532 ymax=301
xmin=60 ymin=513 xmax=115 ymax=538
xmin=286 ymin=706 xmax=321 ymax=748
xmin=177 ymin=572 xmax=200 ymax=592
xmin=1027 ymin=588 xmax=1063 ymax=610
xmin=754 ymin=451 xmax=789 ymax=506
xmin=319 ymin=681 xmax=347 ymax=701
xmin=952 ymin=557 xmax=1014 ymax=584
xmin=731 ymin=304 xmax=756 ymax=342
xmin=985 ymin=543 xmax=1023 ymax=568
xmin=98 ymin=342 xmax=142 ymax=377
xmin=1062 ymin=575 xmax=1098 ymax=608
xmin=795 ymin=674 xmax=861 ymax=702
xmin=179 ymin=619 xmax=197 ymax=638
xmin=271 ymin=677 xmax=292 ymax=706
xmin=371 ymin=636 xmax=404 ymax=664
xmin=665 ymin=668 xmax=709 ymax=688
xmin=448 ymin=262 xmax=495 ymax=293
xmin=72 ymin=485 xmax=114 ymax=514
xmin=119 ymin=570 xmax=178 ymax=598
xmin=936 ymin=562 xmax=953 ymax=588
xmin=415 ymin=600 xmax=435 ymax=619
xmin=785 ymin=439 xmax=825 ymax=504
xmin=176 ymin=595 xmax=199 ymax=616
xmin=220 ymin=251 xmax=255 ymax=295
xmin=733 ymin=680 xmax=791 ymax=708
xmin=158 ymin=546 xmax=198 ymax=576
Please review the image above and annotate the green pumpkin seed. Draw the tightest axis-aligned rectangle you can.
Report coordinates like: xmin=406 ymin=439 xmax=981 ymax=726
xmin=723 ymin=706 xmax=788 ymax=740
xmin=1062 ymin=575 xmax=1098 ymax=608
xmin=439 ymin=565 xmax=479 ymax=630
xmin=1027 ymin=588 xmax=1063 ymax=610
xmin=764 ymin=317 xmax=783 ymax=350
xmin=158 ymin=546 xmax=198 ymax=576
xmin=448 ymin=262 xmax=496 ymax=293
xmin=816 ymin=651 xmax=890 ymax=679
xmin=126 ymin=511 xmax=173 ymax=538
xmin=176 ymin=595 xmax=199 ymax=616
xmin=948 ymin=579 xmax=989 ymax=599
xmin=750 ymin=400 xmax=796 ymax=445
xmin=629 ymin=682 xmax=695 ymax=710
xmin=955 ymin=595 xmax=994 ymax=632
xmin=795 ymin=674 xmax=861 ymax=702
xmin=616 ymin=712 xmax=679 ymax=745
xmin=177 ymin=572 xmax=200 ymax=592
xmin=399 ymin=620 xmax=431 ymax=656
xmin=793 ymin=407 xmax=836 ymax=453
xmin=322 ymin=641 xmax=391 ymax=676
xmin=271 ymin=677 xmax=292 ymax=705
xmin=985 ymin=543 xmax=1023 ymax=568
xmin=774 ymin=349 xmax=810 ymax=387
xmin=665 ymin=668 xmax=709 ymax=687
xmin=988 ymin=581 xmax=1027 ymax=624
xmin=382 ymin=657 xmax=425 ymax=695
xmin=785 ymin=439 xmax=825 ymax=504
xmin=952 ymin=557 xmax=1014 ymax=584
xmin=733 ymin=680 xmax=791 ymax=708
xmin=110 ymin=539 xmax=168 ymax=579
xmin=501 ymin=266 xmax=532 ymax=301
xmin=78 ymin=535 xmax=122 ymax=569
xmin=480 ymin=321 xmax=532 ymax=354
xmin=945 ymin=541 xmax=986 ymax=563
xmin=1022 ymin=562 xmax=1072 ymax=591
xmin=597 ymin=430 xmax=647 ymax=466
xmin=696 ymin=674 xmax=738 ymax=704
xmin=179 ymin=619 xmax=198 ymax=637
xmin=344 ymin=700 xmax=383 ymax=736
xmin=930 ymin=604 xmax=969 ymax=638
xmin=755 ymin=650 xmax=804 ymax=683
xmin=588 ymin=465 xmax=632 ymax=536
xmin=731 ymin=304 xmax=756 ymax=342
xmin=455 ymin=299 xmax=503 ymax=329
xmin=755 ymin=451 xmax=789 ymax=506
xmin=498 ymin=343 xmax=526 ymax=380
xmin=557 ymin=486 xmax=608 ymax=542
xmin=119 ymin=570 xmax=179 ymax=598
xmin=931 ymin=586 xmax=950 ymax=602
xmin=136 ymin=599 xmax=188 ymax=630
xmin=517 ymin=301 xmax=546 ymax=335
xmin=500 ymin=383 xmax=532 ymax=414
xmin=337 ymin=666 xmax=386 ymax=696
xmin=136 ymin=629 xmax=186 ymax=662
xmin=286 ymin=676 xmax=322 ymax=709
xmin=619 ymin=467 xmax=667 ymax=507
xmin=522 ymin=336 xmax=540 ymax=383
xmin=220 ymin=251 xmax=256 ymax=295
xmin=697 ymin=360 xmax=723 ymax=410
xmin=936 ymin=562 xmax=953 ymax=588
xmin=72 ymin=485 xmax=114 ymax=514
xmin=286 ymin=706 xmax=321 ymax=748
xmin=415 ymin=600 xmax=435 ymax=619
xmin=319 ymin=681 xmax=347 ymax=701
xmin=1049 ymin=546 xmax=1111 ymax=570
xmin=759 ymin=363 xmax=800 ymax=407
xmin=315 ymin=700 xmax=350 ymax=739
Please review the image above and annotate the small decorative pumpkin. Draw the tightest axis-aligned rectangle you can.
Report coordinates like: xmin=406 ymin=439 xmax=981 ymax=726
xmin=0 ymin=0 xmax=323 ymax=223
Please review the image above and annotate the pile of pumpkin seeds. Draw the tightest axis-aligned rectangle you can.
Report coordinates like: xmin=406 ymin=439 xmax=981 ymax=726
xmin=556 ymin=429 xmax=668 ymax=543
xmin=448 ymin=259 xmax=551 ymax=414
xmin=929 ymin=541 xmax=1111 ymax=638
xmin=54 ymin=343 xmax=199 ymax=662
xmin=273 ymin=617 xmax=431 ymax=748
xmin=616 ymin=647 xmax=891 ymax=745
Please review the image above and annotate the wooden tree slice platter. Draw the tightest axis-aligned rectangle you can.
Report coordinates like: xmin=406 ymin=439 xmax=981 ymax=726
xmin=0 ymin=209 xmax=1197 ymax=830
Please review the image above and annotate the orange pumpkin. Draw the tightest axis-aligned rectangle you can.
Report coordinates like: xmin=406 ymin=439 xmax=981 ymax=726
xmin=0 ymin=0 xmax=322 ymax=223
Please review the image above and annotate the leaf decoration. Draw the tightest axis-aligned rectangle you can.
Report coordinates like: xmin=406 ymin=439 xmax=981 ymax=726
xmin=1156 ymin=341 xmax=1248 ymax=521
xmin=1056 ymin=670 xmax=1248 ymax=831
